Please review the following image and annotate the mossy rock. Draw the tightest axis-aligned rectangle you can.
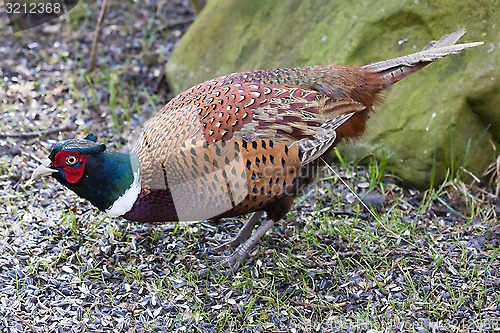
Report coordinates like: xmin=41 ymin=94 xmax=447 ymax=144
xmin=166 ymin=0 xmax=499 ymax=188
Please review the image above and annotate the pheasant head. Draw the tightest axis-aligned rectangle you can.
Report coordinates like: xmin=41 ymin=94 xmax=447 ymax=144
xmin=32 ymin=134 xmax=140 ymax=215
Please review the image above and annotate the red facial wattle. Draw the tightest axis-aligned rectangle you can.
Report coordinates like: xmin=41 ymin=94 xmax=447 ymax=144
xmin=53 ymin=151 xmax=90 ymax=184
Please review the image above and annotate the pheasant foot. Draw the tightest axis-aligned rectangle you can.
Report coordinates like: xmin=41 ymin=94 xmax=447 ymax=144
xmin=199 ymin=218 xmax=275 ymax=277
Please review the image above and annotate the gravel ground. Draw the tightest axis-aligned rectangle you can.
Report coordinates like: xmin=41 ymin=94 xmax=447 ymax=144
xmin=1 ymin=1 xmax=499 ymax=332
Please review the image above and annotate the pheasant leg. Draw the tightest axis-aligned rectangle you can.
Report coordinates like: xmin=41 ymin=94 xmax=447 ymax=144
xmin=214 ymin=211 xmax=265 ymax=251
xmin=199 ymin=218 xmax=275 ymax=277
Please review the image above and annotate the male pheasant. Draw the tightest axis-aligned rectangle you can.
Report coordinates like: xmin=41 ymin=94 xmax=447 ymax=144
xmin=32 ymin=30 xmax=481 ymax=275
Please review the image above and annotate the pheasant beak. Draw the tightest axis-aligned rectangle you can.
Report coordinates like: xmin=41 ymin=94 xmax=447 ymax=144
xmin=31 ymin=158 xmax=57 ymax=180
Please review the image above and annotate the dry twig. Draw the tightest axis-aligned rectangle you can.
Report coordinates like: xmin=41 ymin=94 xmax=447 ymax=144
xmin=87 ymin=0 xmax=109 ymax=72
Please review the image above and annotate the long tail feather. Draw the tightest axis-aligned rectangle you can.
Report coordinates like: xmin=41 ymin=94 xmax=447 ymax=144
xmin=363 ymin=29 xmax=483 ymax=85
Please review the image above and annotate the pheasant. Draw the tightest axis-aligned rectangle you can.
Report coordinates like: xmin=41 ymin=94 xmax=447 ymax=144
xmin=32 ymin=29 xmax=481 ymax=276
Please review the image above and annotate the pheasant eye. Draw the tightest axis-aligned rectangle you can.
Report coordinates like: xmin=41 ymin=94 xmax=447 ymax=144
xmin=65 ymin=155 xmax=78 ymax=166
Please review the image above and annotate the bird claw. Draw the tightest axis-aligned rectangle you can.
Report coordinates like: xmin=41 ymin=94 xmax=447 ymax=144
xmin=198 ymin=237 xmax=252 ymax=277
xmin=198 ymin=219 xmax=276 ymax=278
xmin=198 ymin=251 xmax=244 ymax=278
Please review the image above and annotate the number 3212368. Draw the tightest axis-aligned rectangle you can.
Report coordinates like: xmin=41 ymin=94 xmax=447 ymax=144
xmin=5 ymin=2 xmax=62 ymax=14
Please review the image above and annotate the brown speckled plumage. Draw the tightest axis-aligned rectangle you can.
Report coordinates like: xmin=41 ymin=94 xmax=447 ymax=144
xmin=130 ymin=65 xmax=386 ymax=222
